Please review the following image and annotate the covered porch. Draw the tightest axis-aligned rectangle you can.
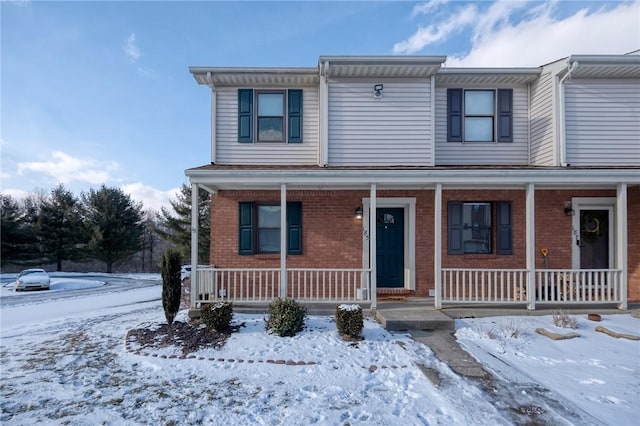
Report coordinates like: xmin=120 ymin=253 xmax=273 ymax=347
xmin=186 ymin=167 xmax=636 ymax=311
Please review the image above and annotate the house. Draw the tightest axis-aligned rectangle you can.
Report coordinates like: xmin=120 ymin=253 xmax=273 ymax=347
xmin=185 ymin=53 xmax=640 ymax=311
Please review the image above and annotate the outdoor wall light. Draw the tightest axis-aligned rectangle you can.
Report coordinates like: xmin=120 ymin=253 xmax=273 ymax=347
xmin=355 ymin=206 xmax=363 ymax=220
xmin=564 ymin=201 xmax=575 ymax=216
xmin=373 ymin=84 xmax=383 ymax=98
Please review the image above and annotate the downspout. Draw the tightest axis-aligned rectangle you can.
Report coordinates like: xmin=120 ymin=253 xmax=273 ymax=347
xmin=558 ymin=60 xmax=578 ymax=167
xmin=206 ymin=72 xmax=217 ymax=165
xmin=319 ymin=61 xmax=330 ymax=167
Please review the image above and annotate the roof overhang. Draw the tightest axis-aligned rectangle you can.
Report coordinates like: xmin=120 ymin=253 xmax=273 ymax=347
xmin=186 ymin=167 xmax=640 ymax=192
xmin=319 ymin=56 xmax=446 ymax=78
xmin=189 ymin=67 xmax=319 ymax=87
xmin=436 ymin=68 xmax=541 ymax=85
xmin=563 ymin=55 xmax=640 ymax=79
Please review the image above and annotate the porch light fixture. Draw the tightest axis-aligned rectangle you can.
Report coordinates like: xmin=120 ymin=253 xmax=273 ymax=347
xmin=564 ymin=201 xmax=575 ymax=216
xmin=373 ymin=84 xmax=383 ymax=98
xmin=354 ymin=206 xmax=363 ymax=220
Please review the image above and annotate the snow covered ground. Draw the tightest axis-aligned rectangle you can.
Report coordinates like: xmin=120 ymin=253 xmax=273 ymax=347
xmin=1 ymin=276 xmax=638 ymax=425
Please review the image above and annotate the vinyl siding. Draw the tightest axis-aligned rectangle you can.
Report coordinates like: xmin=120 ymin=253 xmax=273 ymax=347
xmin=434 ymin=86 xmax=529 ymax=165
xmin=529 ymin=72 xmax=556 ymax=165
xmin=215 ymin=87 xmax=318 ymax=165
xmin=327 ymin=81 xmax=433 ymax=166
xmin=565 ymin=80 xmax=640 ymax=166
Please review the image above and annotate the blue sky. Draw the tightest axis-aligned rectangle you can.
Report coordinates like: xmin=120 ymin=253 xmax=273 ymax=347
xmin=2 ymin=0 xmax=639 ymax=212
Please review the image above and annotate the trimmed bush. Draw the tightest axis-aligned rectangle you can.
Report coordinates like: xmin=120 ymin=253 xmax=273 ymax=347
xmin=265 ymin=298 xmax=307 ymax=337
xmin=201 ymin=302 xmax=233 ymax=332
xmin=336 ymin=304 xmax=364 ymax=339
xmin=161 ymin=248 xmax=182 ymax=325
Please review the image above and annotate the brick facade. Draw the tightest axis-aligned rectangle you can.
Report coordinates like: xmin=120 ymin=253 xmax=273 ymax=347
xmin=209 ymin=188 xmax=639 ymax=301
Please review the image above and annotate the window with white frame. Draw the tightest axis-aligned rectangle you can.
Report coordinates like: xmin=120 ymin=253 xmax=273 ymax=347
xmin=447 ymin=89 xmax=513 ymax=143
xmin=257 ymin=92 xmax=285 ymax=142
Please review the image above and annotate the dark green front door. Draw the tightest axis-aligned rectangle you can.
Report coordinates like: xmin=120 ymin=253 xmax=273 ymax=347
xmin=376 ymin=208 xmax=404 ymax=288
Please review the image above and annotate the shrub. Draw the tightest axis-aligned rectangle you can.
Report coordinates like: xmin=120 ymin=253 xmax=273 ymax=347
xmin=201 ymin=302 xmax=233 ymax=332
xmin=265 ymin=298 xmax=307 ymax=337
xmin=336 ymin=304 xmax=364 ymax=339
xmin=552 ymin=310 xmax=578 ymax=329
xmin=161 ymin=249 xmax=182 ymax=326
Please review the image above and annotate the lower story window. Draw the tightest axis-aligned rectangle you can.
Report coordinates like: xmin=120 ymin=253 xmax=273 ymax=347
xmin=448 ymin=201 xmax=512 ymax=255
xmin=239 ymin=202 xmax=302 ymax=255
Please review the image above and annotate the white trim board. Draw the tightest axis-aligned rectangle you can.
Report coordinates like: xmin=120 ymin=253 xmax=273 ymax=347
xmin=362 ymin=197 xmax=416 ymax=290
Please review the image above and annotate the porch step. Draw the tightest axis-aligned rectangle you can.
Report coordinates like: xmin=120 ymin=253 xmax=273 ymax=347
xmin=375 ymin=308 xmax=455 ymax=332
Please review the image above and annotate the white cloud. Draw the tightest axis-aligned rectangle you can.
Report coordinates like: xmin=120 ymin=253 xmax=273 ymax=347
xmin=393 ymin=4 xmax=478 ymax=54
xmin=123 ymin=32 xmax=140 ymax=62
xmin=411 ymin=0 xmax=450 ymax=18
xmin=120 ymin=182 xmax=180 ymax=213
xmin=1 ymin=188 xmax=29 ymax=200
xmin=395 ymin=0 xmax=640 ymax=66
xmin=17 ymin=151 xmax=119 ymax=185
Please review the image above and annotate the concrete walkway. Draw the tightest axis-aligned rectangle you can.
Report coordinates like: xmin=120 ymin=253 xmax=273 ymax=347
xmin=374 ymin=298 xmax=639 ymax=380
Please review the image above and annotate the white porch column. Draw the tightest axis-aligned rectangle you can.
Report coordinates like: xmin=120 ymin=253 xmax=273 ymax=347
xmin=526 ymin=183 xmax=536 ymax=310
xmin=434 ymin=183 xmax=442 ymax=309
xmin=616 ymin=183 xmax=628 ymax=310
xmin=280 ymin=183 xmax=288 ymax=298
xmin=190 ymin=183 xmax=199 ymax=309
xmin=370 ymin=184 xmax=377 ymax=309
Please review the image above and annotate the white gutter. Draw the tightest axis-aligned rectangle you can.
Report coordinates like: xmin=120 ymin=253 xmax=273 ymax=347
xmin=558 ymin=60 xmax=579 ymax=167
xmin=186 ymin=168 xmax=640 ymax=187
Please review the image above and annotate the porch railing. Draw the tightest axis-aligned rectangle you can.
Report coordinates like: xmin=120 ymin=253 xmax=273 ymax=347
xmin=441 ymin=268 xmax=529 ymax=303
xmin=441 ymin=268 xmax=623 ymax=304
xmin=534 ymin=269 xmax=622 ymax=303
xmin=194 ymin=267 xmax=371 ymax=305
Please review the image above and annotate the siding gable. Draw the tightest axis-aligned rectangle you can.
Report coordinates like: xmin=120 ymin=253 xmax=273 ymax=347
xmin=565 ymin=80 xmax=640 ymax=166
xmin=328 ymin=81 xmax=433 ymax=166
xmin=216 ymin=87 xmax=318 ymax=165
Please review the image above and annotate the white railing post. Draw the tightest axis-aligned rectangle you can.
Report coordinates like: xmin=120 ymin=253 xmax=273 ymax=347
xmin=190 ymin=183 xmax=199 ymax=309
xmin=526 ymin=183 xmax=536 ymax=310
xmin=280 ymin=183 xmax=287 ymax=299
xmin=370 ymin=183 xmax=377 ymax=310
xmin=616 ymin=183 xmax=627 ymax=310
xmin=434 ymin=183 xmax=442 ymax=309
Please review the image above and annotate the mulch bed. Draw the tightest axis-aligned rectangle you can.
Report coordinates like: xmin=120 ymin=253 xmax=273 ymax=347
xmin=126 ymin=321 xmax=241 ymax=355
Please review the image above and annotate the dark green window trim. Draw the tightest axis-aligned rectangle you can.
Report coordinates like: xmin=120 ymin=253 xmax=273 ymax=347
xmin=238 ymin=202 xmax=302 ymax=255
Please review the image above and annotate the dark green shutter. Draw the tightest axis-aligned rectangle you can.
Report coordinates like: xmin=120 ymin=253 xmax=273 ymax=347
xmin=447 ymin=89 xmax=463 ymax=142
xmin=238 ymin=202 xmax=254 ymax=254
xmin=448 ymin=202 xmax=464 ymax=254
xmin=287 ymin=90 xmax=303 ymax=143
xmin=286 ymin=202 xmax=302 ymax=254
xmin=238 ymin=89 xmax=253 ymax=143
xmin=497 ymin=89 xmax=513 ymax=142
xmin=496 ymin=201 xmax=512 ymax=255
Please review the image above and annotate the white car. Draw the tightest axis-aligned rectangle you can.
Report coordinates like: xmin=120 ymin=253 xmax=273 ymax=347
xmin=181 ymin=265 xmax=192 ymax=282
xmin=15 ymin=269 xmax=50 ymax=291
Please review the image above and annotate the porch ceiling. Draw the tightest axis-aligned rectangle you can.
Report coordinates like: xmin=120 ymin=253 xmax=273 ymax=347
xmin=186 ymin=166 xmax=640 ymax=192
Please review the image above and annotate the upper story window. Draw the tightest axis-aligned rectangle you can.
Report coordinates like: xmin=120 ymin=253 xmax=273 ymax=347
xmin=238 ymin=89 xmax=303 ymax=144
xmin=257 ymin=92 xmax=285 ymax=142
xmin=447 ymin=89 xmax=513 ymax=143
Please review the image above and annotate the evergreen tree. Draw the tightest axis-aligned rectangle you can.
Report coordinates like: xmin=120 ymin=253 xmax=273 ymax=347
xmin=37 ymin=184 xmax=87 ymax=271
xmin=0 ymin=194 xmax=39 ymax=265
xmin=161 ymin=248 xmax=182 ymax=325
xmin=155 ymin=184 xmax=210 ymax=264
xmin=82 ymin=185 xmax=144 ymax=273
